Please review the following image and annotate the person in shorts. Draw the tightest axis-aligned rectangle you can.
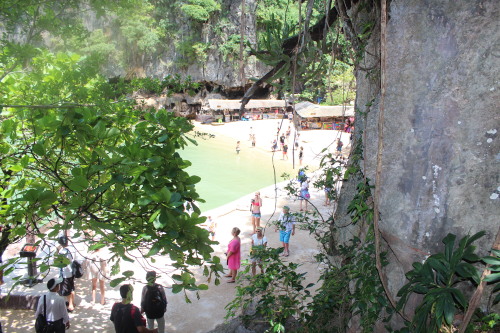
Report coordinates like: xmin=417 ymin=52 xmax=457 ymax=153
xmin=250 ymin=227 xmax=267 ymax=275
xmin=275 ymin=206 xmax=295 ymax=257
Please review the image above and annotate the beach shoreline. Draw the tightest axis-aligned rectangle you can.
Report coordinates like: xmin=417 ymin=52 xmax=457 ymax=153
xmin=1 ymin=119 xmax=348 ymax=333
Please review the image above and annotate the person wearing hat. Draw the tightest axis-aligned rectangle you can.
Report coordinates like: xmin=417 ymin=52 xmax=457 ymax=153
xmin=275 ymin=206 xmax=295 ymax=257
xmin=250 ymin=227 xmax=268 ymax=275
xmin=34 ymin=277 xmax=70 ymax=332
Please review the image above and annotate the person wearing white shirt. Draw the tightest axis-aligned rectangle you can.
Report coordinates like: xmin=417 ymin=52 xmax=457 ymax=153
xmin=35 ymin=277 xmax=70 ymax=332
xmin=57 ymin=236 xmax=76 ymax=312
xmin=250 ymin=227 xmax=267 ymax=275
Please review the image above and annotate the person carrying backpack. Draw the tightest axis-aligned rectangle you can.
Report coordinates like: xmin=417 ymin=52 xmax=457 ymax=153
xmin=111 ymin=284 xmax=157 ymax=333
xmin=140 ymin=271 xmax=167 ymax=333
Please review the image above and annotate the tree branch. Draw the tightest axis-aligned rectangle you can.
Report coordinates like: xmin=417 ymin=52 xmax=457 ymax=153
xmin=238 ymin=3 xmax=342 ymax=114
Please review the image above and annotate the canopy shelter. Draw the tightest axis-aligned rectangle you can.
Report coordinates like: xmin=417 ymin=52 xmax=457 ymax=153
xmin=208 ymin=99 xmax=286 ymax=110
xmin=294 ymin=102 xmax=354 ymax=130
xmin=205 ymin=99 xmax=288 ymax=122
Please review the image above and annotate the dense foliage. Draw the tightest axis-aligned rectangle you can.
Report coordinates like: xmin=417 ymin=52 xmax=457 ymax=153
xmin=0 ymin=1 xmax=223 ymax=294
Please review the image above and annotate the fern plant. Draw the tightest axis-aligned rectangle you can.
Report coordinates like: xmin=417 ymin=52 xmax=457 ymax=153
xmin=396 ymin=232 xmax=485 ymax=333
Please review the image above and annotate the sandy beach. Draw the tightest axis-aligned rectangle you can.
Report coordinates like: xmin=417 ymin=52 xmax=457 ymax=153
xmin=0 ymin=119 xmax=350 ymax=333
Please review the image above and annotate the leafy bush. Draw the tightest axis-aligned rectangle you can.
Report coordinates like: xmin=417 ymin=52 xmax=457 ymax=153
xmin=225 ymin=248 xmax=312 ymax=332
xmin=396 ymin=232 xmax=485 ymax=333
xmin=181 ymin=0 xmax=221 ymax=22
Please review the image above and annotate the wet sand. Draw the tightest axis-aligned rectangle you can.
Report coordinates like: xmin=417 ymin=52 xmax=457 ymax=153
xmin=0 ymin=119 xmax=350 ymax=333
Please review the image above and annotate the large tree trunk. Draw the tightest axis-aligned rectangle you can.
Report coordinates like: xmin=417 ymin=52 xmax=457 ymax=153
xmin=333 ymin=0 xmax=500 ymax=329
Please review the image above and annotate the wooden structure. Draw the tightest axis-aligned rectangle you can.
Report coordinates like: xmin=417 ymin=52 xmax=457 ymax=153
xmin=294 ymin=102 xmax=354 ymax=130
xmin=204 ymin=99 xmax=287 ymax=122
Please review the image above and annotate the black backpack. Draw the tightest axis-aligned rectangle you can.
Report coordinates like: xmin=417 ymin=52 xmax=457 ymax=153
xmin=143 ymin=285 xmax=166 ymax=319
xmin=71 ymin=260 xmax=83 ymax=278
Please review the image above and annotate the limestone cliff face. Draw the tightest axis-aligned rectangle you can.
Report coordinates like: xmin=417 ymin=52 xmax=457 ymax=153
xmin=79 ymin=0 xmax=269 ymax=88
xmin=335 ymin=0 xmax=499 ymax=328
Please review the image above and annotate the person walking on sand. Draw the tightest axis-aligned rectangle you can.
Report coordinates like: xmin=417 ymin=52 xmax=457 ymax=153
xmin=271 ymin=139 xmax=278 ymax=152
xmin=236 ymin=141 xmax=241 ymax=154
xmin=250 ymin=227 xmax=267 ymax=276
xmin=275 ymin=206 xmax=295 ymax=257
xmin=250 ymin=192 xmax=263 ymax=233
xmin=282 ymin=144 xmax=289 ymax=160
xmin=298 ymin=146 xmax=304 ymax=166
xmin=111 ymin=284 xmax=158 ymax=333
xmin=35 ymin=277 xmax=70 ymax=332
xmin=249 ymin=127 xmax=253 ymax=141
xmin=324 ymin=186 xmax=332 ymax=206
xmin=56 ymin=236 xmax=77 ymax=312
xmin=336 ymin=138 xmax=343 ymax=157
xmin=141 ymin=271 xmax=167 ymax=333
xmin=225 ymin=227 xmax=241 ymax=283
xmin=299 ymin=177 xmax=310 ymax=211
xmin=279 ymin=134 xmax=285 ymax=150
xmin=251 ymin=134 xmax=256 ymax=147
xmin=207 ymin=216 xmax=217 ymax=241
xmin=85 ymin=246 xmax=108 ymax=305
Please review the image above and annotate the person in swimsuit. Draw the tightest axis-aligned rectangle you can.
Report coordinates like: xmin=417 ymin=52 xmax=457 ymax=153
xmin=250 ymin=192 xmax=263 ymax=233
xmin=236 ymin=141 xmax=241 ymax=154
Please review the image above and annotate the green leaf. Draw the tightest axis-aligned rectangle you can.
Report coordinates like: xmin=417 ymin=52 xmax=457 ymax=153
xmin=484 ymin=272 xmax=500 ymax=283
xmin=197 ymin=284 xmax=208 ymax=290
xmin=442 ymin=233 xmax=456 ymax=262
xmin=32 ymin=143 xmax=46 ymax=155
xmin=68 ymin=176 xmax=89 ymax=192
xmin=146 ymin=243 xmax=162 ymax=257
xmin=450 ymin=288 xmax=467 ymax=309
xmin=465 ymin=231 xmax=486 ymax=247
xmin=110 ymin=277 xmax=127 ymax=288
xmin=483 ymin=256 xmax=500 ymax=265
xmin=122 ymin=270 xmax=134 ymax=277
xmin=172 ymin=284 xmax=183 ymax=294
xmin=443 ymin=295 xmax=455 ymax=326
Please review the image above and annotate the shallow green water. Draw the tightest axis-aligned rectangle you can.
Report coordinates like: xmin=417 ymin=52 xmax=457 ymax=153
xmin=180 ymin=131 xmax=297 ymax=212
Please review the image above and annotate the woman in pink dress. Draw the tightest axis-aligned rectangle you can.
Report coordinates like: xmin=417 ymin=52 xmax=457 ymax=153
xmin=225 ymin=227 xmax=241 ymax=283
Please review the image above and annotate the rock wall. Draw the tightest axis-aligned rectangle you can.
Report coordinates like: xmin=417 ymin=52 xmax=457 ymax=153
xmin=79 ymin=0 xmax=270 ymax=88
xmin=335 ymin=0 xmax=500 ymax=327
